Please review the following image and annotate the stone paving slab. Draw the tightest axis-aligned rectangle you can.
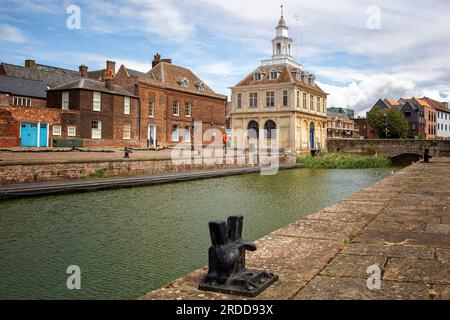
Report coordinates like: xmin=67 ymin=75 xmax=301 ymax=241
xmin=354 ymin=230 xmax=450 ymax=248
xmin=384 ymin=258 xmax=450 ymax=284
xmin=294 ymin=276 xmax=430 ymax=300
xmin=271 ymin=219 xmax=365 ymax=241
xmin=319 ymin=254 xmax=386 ymax=279
xmin=434 ymin=285 xmax=450 ymax=300
xmin=341 ymin=243 xmax=435 ymax=260
xmin=143 ymin=158 xmax=450 ymax=300
xmin=437 ymin=248 xmax=450 ymax=263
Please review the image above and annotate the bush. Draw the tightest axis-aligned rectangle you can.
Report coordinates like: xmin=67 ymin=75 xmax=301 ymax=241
xmin=297 ymin=154 xmax=391 ymax=169
xmin=90 ymin=168 xmax=107 ymax=179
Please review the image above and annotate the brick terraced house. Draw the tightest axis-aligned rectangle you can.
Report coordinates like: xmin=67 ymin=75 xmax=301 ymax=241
xmin=47 ymin=77 xmax=140 ymax=147
xmin=112 ymin=54 xmax=228 ymax=148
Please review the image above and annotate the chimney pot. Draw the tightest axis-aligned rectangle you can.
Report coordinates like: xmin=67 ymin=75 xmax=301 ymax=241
xmin=79 ymin=65 xmax=88 ymax=78
xmin=25 ymin=60 xmax=36 ymax=68
xmin=152 ymin=53 xmax=162 ymax=68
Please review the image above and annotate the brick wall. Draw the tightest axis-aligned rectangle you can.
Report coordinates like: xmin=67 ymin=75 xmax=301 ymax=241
xmin=0 ymin=106 xmax=64 ymax=147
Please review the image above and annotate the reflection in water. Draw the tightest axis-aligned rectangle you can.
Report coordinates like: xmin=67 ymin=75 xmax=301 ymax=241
xmin=0 ymin=168 xmax=395 ymax=299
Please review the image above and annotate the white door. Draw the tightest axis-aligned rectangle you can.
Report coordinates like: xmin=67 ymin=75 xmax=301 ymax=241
xmin=148 ymin=125 xmax=156 ymax=148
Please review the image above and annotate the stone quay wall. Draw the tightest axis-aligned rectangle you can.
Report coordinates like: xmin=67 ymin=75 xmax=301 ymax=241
xmin=0 ymin=154 xmax=289 ymax=185
xmin=327 ymin=138 xmax=450 ymax=157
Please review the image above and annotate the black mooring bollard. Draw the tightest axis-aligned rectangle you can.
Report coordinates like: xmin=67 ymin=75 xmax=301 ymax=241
xmin=198 ymin=215 xmax=278 ymax=297
xmin=124 ymin=147 xmax=133 ymax=159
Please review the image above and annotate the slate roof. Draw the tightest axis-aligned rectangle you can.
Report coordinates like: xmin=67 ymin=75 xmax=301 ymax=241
xmin=234 ymin=64 xmax=326 ymax=94
xmin=327 ymin=110 xmax=352 ymax=121
xmin=1 ymin=62 xmax=83 ymax=88
xmin=48 ymin=78 xmax=138 ymax=98
xmin=0 ymin=75 xmax=47 ymax=98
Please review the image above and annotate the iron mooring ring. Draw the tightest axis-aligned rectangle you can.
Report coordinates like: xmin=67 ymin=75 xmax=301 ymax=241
xmin=198 ymin=215 xmax=279 ymax=297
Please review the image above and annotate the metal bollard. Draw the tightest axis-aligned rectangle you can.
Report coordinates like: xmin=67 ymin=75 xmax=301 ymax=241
xmin=124 ymin=147 xmax=133 ymax=159
xmin=198 ymin=215 xmax=278 ymax=297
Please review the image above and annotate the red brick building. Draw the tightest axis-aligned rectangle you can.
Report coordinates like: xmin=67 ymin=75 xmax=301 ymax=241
xmin=47 ymin=77 xmax=140 ymax=147
xmin=112 ymin=54 xmax=228 ymax=148
xmin=0 ymin=75 xmax=62 ymax=147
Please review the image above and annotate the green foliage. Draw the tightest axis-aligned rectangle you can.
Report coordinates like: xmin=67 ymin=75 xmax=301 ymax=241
xmin=367 ymin=108 xmax=408 ymax=139
xmin=297 ymin=154 xmax=391 ymax=169
xmin=90 ymin=168 xmax=107 ymax=179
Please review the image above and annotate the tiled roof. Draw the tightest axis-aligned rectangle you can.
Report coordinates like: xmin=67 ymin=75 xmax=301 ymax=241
xmin=125 ymin=68 xmax=155 ymax=81
xmin=384 ymin=98 xmax=400 ymax=106
xmin=0 ymin=75 xmax=48 ymax=98
xmin=422 ymin=97 xmax=449 ymax=112
xmin=234 ymin=64 xmax=326 ymax=94
xmin=147 ymin=62 xmax=225 ymax=99
xmin=48 ymin=78 xmax=138 ymax=98
xmin=87 ymin=69 xmax=105 ymax=80
xmin=1 ymin=62 xmax=83 ymax=88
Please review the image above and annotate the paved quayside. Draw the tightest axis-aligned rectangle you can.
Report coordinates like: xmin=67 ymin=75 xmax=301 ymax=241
xmin=143 ymin=158 xmax=450 ymax=300
xmin=0 ymin=164 xmax=299 ymax=200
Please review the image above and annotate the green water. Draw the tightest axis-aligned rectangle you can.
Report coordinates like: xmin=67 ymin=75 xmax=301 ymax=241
xmin=0 ymin=168 xmax=395 ymax=299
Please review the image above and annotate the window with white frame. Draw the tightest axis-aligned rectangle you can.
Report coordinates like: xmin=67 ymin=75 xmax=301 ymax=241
xmin=91 ymin=120 xmax=102 ymax=139
xmin=253 ymin=73 xmax=262 ymax=81
xmin=266 ymin=92 xmax=275 ymax=108
xmin=173 ymin=101 xmax=179 ymax=116
xmin=148 ymin=101 xmax=155 ymax=117
xmin=124 ymin=96 xmax=130 ymax=115
xmin=249 ymin=93 xmax=258 ymax=108
xmin=93 ymin=92 xmax=101 ymax=111
xmin=185 ymin=102 xmax=192 ymax=117
xmin=237 ymin=93 xmax=242 ymax=108
xmin=172 ymin=124 xmax=180 ymax=142
xmin=123 ymin=123 xmax=131 ymax=140
xmin=181 ymin=79 xmax=189 ymax=88
xmin=184 ymin=126 xmax=191 ymax=142
xmin=13 ymin=96 xmax=32 ymax=107
xmin=68 ymin=126 xmax=76 ymax=137
xmin=270 ymin=70 xmax=278 ymax=79
xmin=53 ymin=125 xmax=62 ymax=136
xmin=62 ymin=92 xmax=69 ymax=110
xmin=197 ymin=83 xmax=205 ymax=91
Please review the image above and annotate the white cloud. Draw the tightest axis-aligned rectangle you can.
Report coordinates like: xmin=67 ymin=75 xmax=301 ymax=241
xmin=0 ymin=24 xmax=28 ymax=44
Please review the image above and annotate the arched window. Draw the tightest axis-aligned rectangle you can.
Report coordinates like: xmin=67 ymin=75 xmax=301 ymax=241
xmin=247 ymin=120 xmax=259 ymax=139
xmin=264 ymin=120 xmax=277 ymax=140
xmin=181 ymin=79 xmax=188 ymax=87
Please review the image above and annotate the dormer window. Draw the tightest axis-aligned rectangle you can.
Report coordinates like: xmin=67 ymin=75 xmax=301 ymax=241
xmin=180 ymin=78 xmax=189 ymax=88
xmin=197 ymin=82 xmax=205 ymax=91
xmin=253 ymin=73 xmax=262 ymax=81
xmin=270 ymin=69 xmax=279 ymax=80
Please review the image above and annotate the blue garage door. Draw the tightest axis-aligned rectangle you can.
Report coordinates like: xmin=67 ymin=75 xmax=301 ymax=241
xmin=20 ymin=122 xmax=48 ymax=147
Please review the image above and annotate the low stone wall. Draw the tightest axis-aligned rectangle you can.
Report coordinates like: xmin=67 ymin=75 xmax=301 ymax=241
xmin=327 ymin=139 xmax=450 ymax=157
xmin=0 ymin=154 xmax=288 ymax=185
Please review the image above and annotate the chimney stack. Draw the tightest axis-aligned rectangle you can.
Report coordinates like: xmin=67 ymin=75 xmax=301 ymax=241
xmin=79 ymin=65 xmax=88 ymax=78
xmin=152 ymin=53 xmax=161 ymax=68
xmin=104 ymin=71 xmax=114 ymax=90
xmin=25 ymin=60 xmax=36 ymax=68
xmin=106 ymin=60 xmax=116 ymax=77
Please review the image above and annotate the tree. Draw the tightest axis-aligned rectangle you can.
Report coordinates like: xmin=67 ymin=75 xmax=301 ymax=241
xmin=367 ymin=108 xmax=408 ymax=139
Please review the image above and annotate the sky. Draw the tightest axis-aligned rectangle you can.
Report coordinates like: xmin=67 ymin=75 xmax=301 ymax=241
xmin=1 ymin=0 xmax=449 ymax=115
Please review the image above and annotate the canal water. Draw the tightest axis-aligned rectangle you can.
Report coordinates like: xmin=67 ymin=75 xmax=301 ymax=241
xmin=0 ymin=168 xmax=395 ymax=299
